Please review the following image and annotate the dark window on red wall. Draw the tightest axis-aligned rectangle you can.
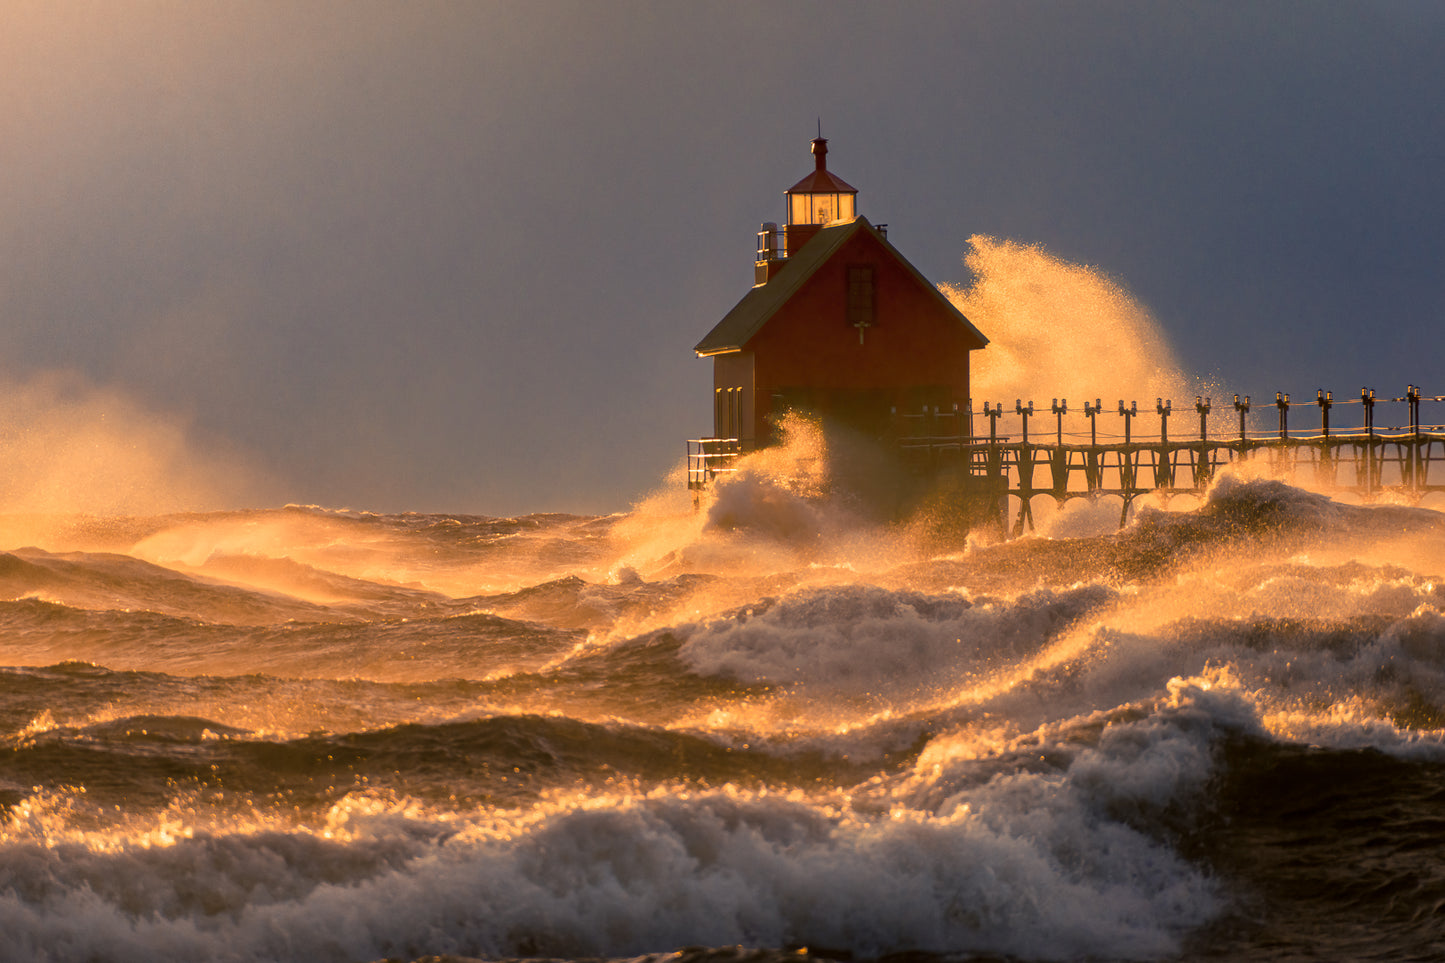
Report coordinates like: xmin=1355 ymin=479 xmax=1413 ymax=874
xmin=847 ymin=266 xmax=874 ymax=329
xmin=715 ymin=386 xmax=741 ymax=439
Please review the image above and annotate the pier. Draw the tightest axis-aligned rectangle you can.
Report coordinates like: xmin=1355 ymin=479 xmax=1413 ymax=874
xmin=689 ymin=386 xmax=1445 ymax=533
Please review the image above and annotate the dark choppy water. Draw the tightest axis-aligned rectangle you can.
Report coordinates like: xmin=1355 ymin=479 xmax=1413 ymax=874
xmin=3 ymin=470 xmax=1445 ymax=962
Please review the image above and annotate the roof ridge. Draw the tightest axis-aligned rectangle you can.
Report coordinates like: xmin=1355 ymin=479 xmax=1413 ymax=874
xmin=694 ymin=218 xmax=985 ymax=356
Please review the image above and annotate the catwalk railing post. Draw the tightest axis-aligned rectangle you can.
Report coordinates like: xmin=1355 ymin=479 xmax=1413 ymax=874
xmin=1317 ymin=389 xmax=1336 ymax=486
xmin=982 ymin=401 xmax=1005 ymax=525
xmin=1233 ymin=394 xmax=1251 ymax=472
xmin=1195 ymin=396 xmax=1212 ymax=488
xmin=1408 ymin=385 xmax=1422 ymax=487
xmin=1050 ymin=399 xmax=1069 ymax=496
xmin=1117 ymin=400 xmax=1138 ymax=523
xmin=1084 ymin=399 xmax=1102 ymax=491
xmin=1155 ymin=398 xmax=1174 ymax=489
xmin=1361 ymin=388 xmax=1377 ymax=493
xmin=1014 ymin=400 xmax=1036 ymax=533
xmin=1273 ymin=392 xmax=1291 ymax=476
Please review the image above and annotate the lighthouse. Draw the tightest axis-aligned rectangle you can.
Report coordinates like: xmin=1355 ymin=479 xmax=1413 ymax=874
xmin=689 ymin=137 xmax=988 ymax=496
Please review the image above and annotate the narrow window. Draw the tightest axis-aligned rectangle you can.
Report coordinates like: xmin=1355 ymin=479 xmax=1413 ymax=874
xmin=847 ymin=266 xmax=874 ymax=342
xmin=716 ymin=386 xmax=742 ymax=440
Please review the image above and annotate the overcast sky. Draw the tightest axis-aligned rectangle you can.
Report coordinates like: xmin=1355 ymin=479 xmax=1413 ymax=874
xmin=1 ymin=1 xmax=1441 ymax=515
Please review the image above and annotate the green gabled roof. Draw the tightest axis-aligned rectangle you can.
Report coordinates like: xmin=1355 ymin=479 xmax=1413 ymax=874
xmin=694 ymin=216 xmax=987 ymax=356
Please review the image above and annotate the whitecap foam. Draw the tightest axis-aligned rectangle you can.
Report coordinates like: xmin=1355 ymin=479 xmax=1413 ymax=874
xmin=676 ymin=584 xmax=1117 ymax=698
xmin=0 ymin=780 xmax=1217 ymax=963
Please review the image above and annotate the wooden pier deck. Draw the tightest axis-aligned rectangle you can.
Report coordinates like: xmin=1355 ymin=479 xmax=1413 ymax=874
xmin=899 ymin=387 xmax=1445 ymax=532
xmin=689 ymin=386 xmax=1445 ymax=533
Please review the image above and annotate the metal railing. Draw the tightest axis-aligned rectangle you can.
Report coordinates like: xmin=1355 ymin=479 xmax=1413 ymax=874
xmin=951 ymin=386 xmax=1445 ymax=532
xmin=687 ymin=438 xmax=742 ymax=490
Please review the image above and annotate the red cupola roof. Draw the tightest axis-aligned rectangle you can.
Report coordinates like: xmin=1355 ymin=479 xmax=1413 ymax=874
xmin=786 ymin=137 xmax=857 ymax=196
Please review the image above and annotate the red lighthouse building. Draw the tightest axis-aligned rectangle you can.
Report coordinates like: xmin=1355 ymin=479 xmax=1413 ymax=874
xmin=690 ymin=138 xmax=988 ymax=497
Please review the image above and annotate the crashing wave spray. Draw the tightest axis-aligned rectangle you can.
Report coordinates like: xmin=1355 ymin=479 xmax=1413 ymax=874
xmin=0 ymin=370 xmax=271 ymax=518
xmin=943 ymin=235 xmax=1208 ymax=408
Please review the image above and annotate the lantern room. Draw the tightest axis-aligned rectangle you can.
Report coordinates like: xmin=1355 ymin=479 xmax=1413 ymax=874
xmin=783 ymin=137 xmax=858 ymax=255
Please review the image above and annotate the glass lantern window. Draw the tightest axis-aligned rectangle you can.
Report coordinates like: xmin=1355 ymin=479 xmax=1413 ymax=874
xmin=789 ymin=191 xmax=855 ymax=226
